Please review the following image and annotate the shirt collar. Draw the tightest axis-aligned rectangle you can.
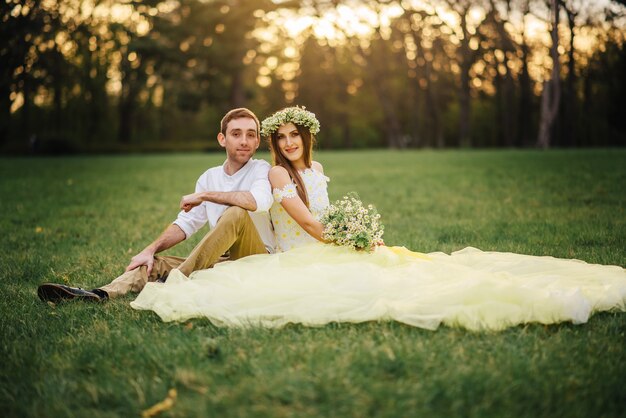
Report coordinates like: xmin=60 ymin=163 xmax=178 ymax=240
xmin=222 ymin=158 xmax=253 ymax=178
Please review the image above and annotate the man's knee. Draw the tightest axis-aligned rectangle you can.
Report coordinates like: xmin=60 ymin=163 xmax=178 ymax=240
xmin=220 ymin=206 xmax=249 ymax=225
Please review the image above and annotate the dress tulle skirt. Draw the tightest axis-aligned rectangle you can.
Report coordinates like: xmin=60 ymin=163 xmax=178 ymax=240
xmin=130 ymin=244 xmax=626 ymax=331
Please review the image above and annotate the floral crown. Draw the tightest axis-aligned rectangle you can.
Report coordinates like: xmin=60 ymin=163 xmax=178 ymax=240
xmin=260 ymin=106 xmax=321 ymax=138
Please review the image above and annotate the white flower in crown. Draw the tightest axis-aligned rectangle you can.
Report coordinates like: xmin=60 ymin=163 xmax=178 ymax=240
xmin=261 ymin=106 xmax=321 ymax=138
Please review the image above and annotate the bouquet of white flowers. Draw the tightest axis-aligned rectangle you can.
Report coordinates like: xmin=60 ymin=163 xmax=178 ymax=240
xmin=320 ymin=193 xmax=385 ymax=251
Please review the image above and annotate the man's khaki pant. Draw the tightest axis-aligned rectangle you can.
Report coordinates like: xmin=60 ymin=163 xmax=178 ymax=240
xmin=100 ymin=206 xmax=267 ymax=298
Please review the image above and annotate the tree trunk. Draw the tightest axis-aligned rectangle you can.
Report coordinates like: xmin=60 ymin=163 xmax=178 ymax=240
xmin=406 ymin=25 xmax=424 ymax=147
xmin=362 ymin=41 xmax=403 ymax=148
xmin=562 ymin=5 xmax=577 ymax=147
xmin=425 ymin=60 xmax=444 ymax=148
xmin=502 ymin=53 xmax=516 ymax=147
xmin=52 ymin=49 xmax=63 ymax=138
xmin=375 ymin=83 xmax=403 ymax=148
xmin=118 ymin=65 xmax=135 ymax=144
xmin=118 ymin=97 xmax=133 ymax=144
xmin=338 ymin=83 xmax=352 ymax=148
xmin=21 ymin=77 xmax=32 ymax=144
xmin=230 ymin=69 xmax=245 ymax=108
xmin=85 ymin=52 xmax=99 ymax=144
xmin=498 ymin=0 xmax=516 ymax=147
xmin=518 ymin=0 xmax=532 ymax=147
xmin=0 ymin=84 xmax=10 ymax=147
xmin=458 ymin=11 xmax=473 ymax=147
xmin=581 ymin=69 xmax=592 ymax=146
xmin=493 ymin=58 xmax=504 ymax=146
xmin=459 ymin=67 xmax=471 ymax=147
xmin=536 ymin=0 xmax=561 ymax=149
xmin=341 ymin=116 xmax=352 ymax=148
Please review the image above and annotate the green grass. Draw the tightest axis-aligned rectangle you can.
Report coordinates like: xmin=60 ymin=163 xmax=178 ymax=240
xmin=1 ymin=149 xmax=625 ymax=417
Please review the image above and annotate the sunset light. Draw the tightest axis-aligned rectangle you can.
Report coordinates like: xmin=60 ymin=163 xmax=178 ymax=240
xmin=3 ymin=0 xmax=625 ymax=151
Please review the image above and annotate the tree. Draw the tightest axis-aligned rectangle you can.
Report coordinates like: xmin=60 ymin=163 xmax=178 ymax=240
xmin=517 ymin=0 xmax=534 ymax=147
xmin=393 ymin=6 xmax=454 ymax=148
xmin=536 ymin=0 xmax=561 ymax=149
xmin=443 ymin=0 xmax=488 ymax=147
xmin=482 ymin=0 xmax=518 ymax=147
xmin=0 ymin=0 xmax=61 ymax=146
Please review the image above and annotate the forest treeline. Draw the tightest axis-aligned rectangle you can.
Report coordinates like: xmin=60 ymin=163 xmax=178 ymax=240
xmin=1 ymin=0 xmax=625 ymax=153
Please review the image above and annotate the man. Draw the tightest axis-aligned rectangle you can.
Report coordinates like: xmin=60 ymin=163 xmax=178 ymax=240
xmin=38 ymin=108 xmax=276 ymax=302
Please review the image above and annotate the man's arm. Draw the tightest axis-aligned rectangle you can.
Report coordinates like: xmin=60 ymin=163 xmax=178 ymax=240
xmin=125 ymin=224 xmax=186 ymax=275
xmin=180 ymin=191 xmax=257 ymax=213
xmin=181 ymin=162 xmax=273 ymax=213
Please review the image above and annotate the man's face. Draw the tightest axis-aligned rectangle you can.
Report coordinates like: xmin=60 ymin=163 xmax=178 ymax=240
xmin=218 ymin=117 xmax=260 ymax=165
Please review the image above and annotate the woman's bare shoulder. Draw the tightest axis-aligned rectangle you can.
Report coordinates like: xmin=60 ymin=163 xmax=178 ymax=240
xmin=311 ymin=161 xmax=324 ymax=173
xmin=269 ymin=165 xmax=290 ymax=184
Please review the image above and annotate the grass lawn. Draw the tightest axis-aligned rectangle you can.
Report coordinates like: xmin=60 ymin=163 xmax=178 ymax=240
xmin=0 ymin=149 xmax=625 ymax=417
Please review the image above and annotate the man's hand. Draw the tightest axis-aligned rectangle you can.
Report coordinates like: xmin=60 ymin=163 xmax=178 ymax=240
xmin=125 ymin=250 xmax=156 ymax=275
xmin=124 ymin=225 xmax=186 ymax=276
xmin=180 ymin=192 xmax=204 ymax=212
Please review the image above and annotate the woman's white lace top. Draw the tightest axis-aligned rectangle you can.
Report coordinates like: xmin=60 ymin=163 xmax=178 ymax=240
xmin=270 ymin=168 xmax=330 ymax=252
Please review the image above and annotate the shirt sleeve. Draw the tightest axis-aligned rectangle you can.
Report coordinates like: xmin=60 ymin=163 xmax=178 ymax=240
xmin=172 ymin=176 xmax=209 ymax=239
xmin=249 ymin=161 xmax=274 ymax=213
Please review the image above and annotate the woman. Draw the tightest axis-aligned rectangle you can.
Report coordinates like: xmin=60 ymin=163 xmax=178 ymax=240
xmin=131 ymin=107 xmax=626 ymax=331
xmin=265 ymin=107 xmax=328 ymax=251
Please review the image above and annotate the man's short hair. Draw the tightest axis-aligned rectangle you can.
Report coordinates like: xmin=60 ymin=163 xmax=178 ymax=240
xmin=220 ymin=108 xmax=260 ymax=136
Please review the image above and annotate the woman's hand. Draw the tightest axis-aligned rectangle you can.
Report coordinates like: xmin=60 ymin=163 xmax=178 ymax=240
xmin=372 ymin=239 xmax=385 ymax=251
xmin=180 ymin=192 xmax=205 ymax=212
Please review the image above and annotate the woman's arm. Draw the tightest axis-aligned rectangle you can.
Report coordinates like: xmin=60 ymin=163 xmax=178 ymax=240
xmin=269 ymin=166 xmax=325 ymax=242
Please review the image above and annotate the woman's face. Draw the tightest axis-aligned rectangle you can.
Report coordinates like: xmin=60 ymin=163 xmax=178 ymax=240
xmin=276 ymin=122 xmax=305 ymax=165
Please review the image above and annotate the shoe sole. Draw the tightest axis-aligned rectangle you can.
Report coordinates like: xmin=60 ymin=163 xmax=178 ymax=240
xmin=37 ymin=283 xmax=101 ymax=303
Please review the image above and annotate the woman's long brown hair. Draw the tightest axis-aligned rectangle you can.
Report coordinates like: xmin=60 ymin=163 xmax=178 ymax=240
xmin=269 ymin=124 xmax=315 ymax=207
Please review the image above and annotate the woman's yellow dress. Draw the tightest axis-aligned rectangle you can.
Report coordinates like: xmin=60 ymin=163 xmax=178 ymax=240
xmin=131 ymin=170 xmax=626 ymax=331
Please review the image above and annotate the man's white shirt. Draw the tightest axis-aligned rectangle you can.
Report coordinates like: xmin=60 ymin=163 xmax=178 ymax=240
xmin=173 ymin=158 xmax=277 ymax=253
